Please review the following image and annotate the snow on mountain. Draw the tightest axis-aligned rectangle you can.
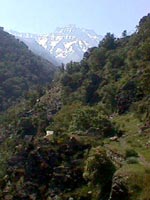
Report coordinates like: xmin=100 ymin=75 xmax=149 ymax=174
xmin=7 ymin=25 xmax=102 ymax=64
xmin=7 ymin=30 xmax=59 ymax=66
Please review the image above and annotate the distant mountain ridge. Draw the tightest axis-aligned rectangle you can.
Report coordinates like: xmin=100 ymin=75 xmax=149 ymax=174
xmin=7 ymin=30 xmax=59 ymax=66
xmin=8 ymin=25 xmax=102 ymax=64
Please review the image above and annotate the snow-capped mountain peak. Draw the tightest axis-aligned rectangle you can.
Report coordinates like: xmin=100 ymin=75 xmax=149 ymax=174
xmin=7 ymin=25 xmax=102 ymax=64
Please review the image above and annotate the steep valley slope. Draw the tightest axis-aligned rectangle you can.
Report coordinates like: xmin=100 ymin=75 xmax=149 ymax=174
xmin=0 ymin=14 xmax=150 ymax=200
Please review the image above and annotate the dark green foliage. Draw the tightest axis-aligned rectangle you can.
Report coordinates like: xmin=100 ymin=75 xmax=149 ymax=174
xmin=84 ymin=147 xmax=115 ymax=184
xmin=83 ymin=147 xmax=116 ymax=199
xmin=47 ymin=103 xmax=82 ymax=133
xmin=0 ymin=29 xmax=55 ymax=111
xmin=125 ymin=149 xmax=139 ymax=158
xmin=99 ymin=32 xmax=116 ymax=50
xmin=69 ymin=106 xmax=115 ymax=137
xmin=16 ymin=117 xmax=37 ymax=136
xmin=0 ymin=14 xmax=150 ymax=200
xmin=87 ymin=47 xmax=106 ymax=70
xmin=122 ymin=30 xmax=127 ymax=38
xmin=60 ymin=13 xmax=150 ymax=118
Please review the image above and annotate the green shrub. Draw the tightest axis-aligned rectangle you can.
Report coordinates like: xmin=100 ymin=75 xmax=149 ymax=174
xmin=69 ymin=106 xmax=115 ymax=137
xmin=126 ymin=157 xmax=139 ymax=164
xmin=83 ymin=146 xmax=115 ymax=185
xmin=47 ymin=103 xmax=82 ymax=133
xmin=125 ymin=149 xmax=138 ymax=158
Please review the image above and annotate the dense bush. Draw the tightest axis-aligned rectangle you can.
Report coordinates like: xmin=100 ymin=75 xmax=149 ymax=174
xmin=69 ymin=106 xmax=115 ymax=137
xmin=125 ymin=149 xmax=139 ymax=158
xmin=83 ymin=146 xmax=115 ymax=199
xmin=83 ymin=147 xmax=115 ymax=184
xmin=60 ymin=14 xmax=150 ymax=119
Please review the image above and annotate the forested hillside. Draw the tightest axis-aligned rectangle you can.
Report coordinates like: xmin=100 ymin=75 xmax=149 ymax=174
xmin=0 ymin=14 xmax=150 ymax=200
xmin=0 ymin=28 xmax=56 ymax=111
xmin=60 ymin=14 xmax=150 ymax=117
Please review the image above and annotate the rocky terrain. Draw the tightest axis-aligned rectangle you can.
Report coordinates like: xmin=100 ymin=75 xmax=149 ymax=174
xmin=0 ymin=14 xmax=150 ymax=200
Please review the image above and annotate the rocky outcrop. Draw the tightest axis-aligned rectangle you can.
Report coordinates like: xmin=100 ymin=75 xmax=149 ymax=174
xmin=109 ymin=175 xmax=129 ymax=200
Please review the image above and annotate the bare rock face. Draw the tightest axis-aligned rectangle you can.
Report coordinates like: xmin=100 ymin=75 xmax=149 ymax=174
xmin=109 ymin=175 xmax=129 ymax=200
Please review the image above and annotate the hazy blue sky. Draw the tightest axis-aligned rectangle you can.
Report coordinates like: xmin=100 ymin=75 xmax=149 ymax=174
xmin=0 ymin=0 xmax=150 ymax=36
